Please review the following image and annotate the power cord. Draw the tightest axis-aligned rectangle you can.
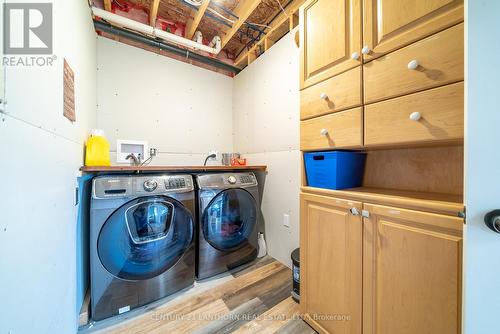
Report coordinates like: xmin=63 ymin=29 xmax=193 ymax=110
xmin=204 ymin=154 xmax=216 ymax=166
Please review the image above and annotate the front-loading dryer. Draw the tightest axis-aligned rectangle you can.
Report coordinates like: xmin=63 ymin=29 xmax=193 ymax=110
xmin=90 ymin=174 xmax=195 ymax=321
xmin=196 ymin=172 xmax=260 ymax=280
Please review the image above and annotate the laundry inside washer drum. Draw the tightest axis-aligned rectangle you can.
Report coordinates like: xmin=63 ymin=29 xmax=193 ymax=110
xmin=202 ymin=189 xmax=257 ymax=252
xmin=97 ymin=196 xmax=193 ymax=281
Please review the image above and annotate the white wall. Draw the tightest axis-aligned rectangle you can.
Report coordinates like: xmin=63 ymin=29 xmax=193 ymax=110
xmin=97 ymin=37 xmax=233 ymax=166
xmin=233 ymin=32 xmax=301 ymax=267
xmin=0 ymin=2 xmax=4 ymax=104
xmin=464 ymin=1 xmax=500 ymax=332
xmin=0 ymin=0 xmax=97 ymax=333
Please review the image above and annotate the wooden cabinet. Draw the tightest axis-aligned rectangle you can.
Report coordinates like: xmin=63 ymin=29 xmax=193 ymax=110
xmin=364 ymin=82 xmax=464 ymax=147
xmin=301 ymin=67 xmax=362 ymax=120
xmin=300 ymin=192 xmax=362 ymax=334
xmin=363 ymin=0 xmax=464 ymax=61
xmin=299 ymin=1 xmax=465 ymax=333
xmin=300 ymin=189 xmax=464 ymax=334
xmin=363 ymin=203 xmax=463 ymax=334
xmin=364 ymin=23 xmax=464 ymax=104
xmin=300 ymin=108 xmax=363 ymax=151
xmin=299 ymin=0 xmax=361 ymax=89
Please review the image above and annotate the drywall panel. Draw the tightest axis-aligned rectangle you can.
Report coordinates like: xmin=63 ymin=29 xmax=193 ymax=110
xmin=233 ymin=33 xmax=300 ymax=154
xmin=464 ymin=1 xmax=500 ymax=332
xmin=97 ymin=37 xmax=233 ymax=159
xmin=233 ymin=33 xmax=301 ymax=266
xmin=3 ymin=1 xmax=97 ymax=144
xmin=245 ymin=150 xmax=301 ymax=267
xmin=0 ymin=0 xmax=97 ymax=333
xmin=108 ymin=152 xmax=220 ymax=166
xmin=0 ymin=117 xmax=83 ymax=333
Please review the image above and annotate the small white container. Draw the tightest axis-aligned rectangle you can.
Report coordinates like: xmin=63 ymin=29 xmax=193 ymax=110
xmin=257 ymin=232 xmax=267 ymax=258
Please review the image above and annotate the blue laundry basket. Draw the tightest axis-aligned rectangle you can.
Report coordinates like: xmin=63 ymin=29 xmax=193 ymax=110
xmin=304 ymin=151 xmax=366 ymax=190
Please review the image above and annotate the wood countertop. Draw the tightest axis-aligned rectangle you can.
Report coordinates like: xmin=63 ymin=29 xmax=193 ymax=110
xmin=80 ymin=165 xmax=267 ymax=173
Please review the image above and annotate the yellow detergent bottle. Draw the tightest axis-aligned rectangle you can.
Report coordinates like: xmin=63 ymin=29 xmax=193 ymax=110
xmin=85 ymin=129 xmax=111 ymax=166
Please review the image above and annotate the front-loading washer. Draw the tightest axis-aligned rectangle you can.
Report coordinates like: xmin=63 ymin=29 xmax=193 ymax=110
xmin=90 ymin=174 xmax=195 ymax=321
xmin=196 ymin=172 xmax=260 ymax=280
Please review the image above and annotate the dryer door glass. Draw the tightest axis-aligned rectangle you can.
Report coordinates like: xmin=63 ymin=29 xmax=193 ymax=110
xmin=97 ymin=196 xmax=193 ymax=280
xmin=202 ymin=189 xmax=257 ymax=251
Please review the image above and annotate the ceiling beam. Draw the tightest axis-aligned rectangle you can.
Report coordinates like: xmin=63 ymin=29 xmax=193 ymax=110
xmin=221 ymin=0 xmax=262 ymax=49
xmin=149 ymin=0 xmax=161 ymax=26
xmin=234 ymin=0 xmax=305 ymax=67
xmin=104 ymin=0 xmax=112 ymax=11
xmin=185 ymin=0 xmax=211 ymax=40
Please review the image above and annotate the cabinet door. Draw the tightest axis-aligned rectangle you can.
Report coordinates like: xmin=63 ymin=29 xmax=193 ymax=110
xmin=300 ymin=0 xmax=361 ymax=89
xmin=363 ymin=0 xmax=463 ymax=61
xmin=363 ymin=203 xmax=463 ymax=334
xmin=300 ymin=192 xmax=362 ymax=334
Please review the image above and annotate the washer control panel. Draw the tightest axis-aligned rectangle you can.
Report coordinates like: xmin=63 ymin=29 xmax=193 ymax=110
xmin=93 ymin=174 xmax=194 ymax=199
xmin=165 ymin=177 xmax=187 ymax=190
xmin=143 ymin=179 xmax=158 ymax=192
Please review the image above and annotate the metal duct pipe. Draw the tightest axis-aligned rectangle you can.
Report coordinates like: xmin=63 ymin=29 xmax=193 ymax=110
xmin=93 ymin=20 xmax=241 ymax=74
xmin=180 ymin=1 xmax=233 ymax=28
xmin=92 ymin=7 xmax=221 ymax=54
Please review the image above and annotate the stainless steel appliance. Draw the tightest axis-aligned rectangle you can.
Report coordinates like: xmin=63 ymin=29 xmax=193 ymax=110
xmin=196 ymin=172 xmax=260 ymax=279
xmin=90 ymin=174 xmax=195 ymax=321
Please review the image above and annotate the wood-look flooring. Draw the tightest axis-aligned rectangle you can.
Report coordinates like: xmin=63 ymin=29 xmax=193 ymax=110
xmin=83 ymin=256 xmax=316 ymax=334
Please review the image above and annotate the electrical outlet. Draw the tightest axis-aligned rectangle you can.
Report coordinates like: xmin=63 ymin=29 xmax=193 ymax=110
xmin=283 ymin=213 xmax=290 ymax=228
xmin=208 ymin=150 xmax=218 ymax=160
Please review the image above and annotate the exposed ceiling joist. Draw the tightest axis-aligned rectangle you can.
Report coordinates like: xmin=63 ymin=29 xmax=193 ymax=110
xmin=185 ymin=0 xmax=211 ymax=40
xmin=221 ymin=0 xmax=262 ymax=49
xmin=234 ymin=0 xmax=305 ymax=67
xmin=103 ymin=0 xmax=112 ymax=11
xmin=149 ymin=0 xmax=161 ymax=26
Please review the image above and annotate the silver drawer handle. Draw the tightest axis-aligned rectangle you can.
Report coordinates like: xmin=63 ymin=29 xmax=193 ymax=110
xmin=320 ymin=128 xmax=329 ymax=136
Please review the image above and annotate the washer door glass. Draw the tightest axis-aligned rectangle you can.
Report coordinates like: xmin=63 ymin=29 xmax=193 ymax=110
xmin=98 ymin=196 xmax=193 ymax=280
xmin=202 ymin=189 xmax=257 ymax=251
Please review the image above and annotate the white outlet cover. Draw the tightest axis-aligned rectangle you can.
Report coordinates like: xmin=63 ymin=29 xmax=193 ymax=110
xmin=208 ymin=150 xmax=218 ymax=160
xmin=283 ymin=213 xmax=290 ymax=228
xmin=116 ymin=140 xmax=149 ymax=163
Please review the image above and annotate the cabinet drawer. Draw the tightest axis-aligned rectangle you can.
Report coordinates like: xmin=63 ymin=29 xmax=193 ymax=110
xmin=301 ymin=67 xmax=362 ymax=120
xmin=364 ymin=82 xmax=464 ymax=147
xmin=364 ymin=23 xmax=464 ymax=104
xmin=301 ymin=107 xmax=363 ymax=151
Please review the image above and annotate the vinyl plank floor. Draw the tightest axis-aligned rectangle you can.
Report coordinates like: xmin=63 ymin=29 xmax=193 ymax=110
xmin=81 ymin=257 xmax=316 ymax=334
xmin=230 ymin=255 xmax=276 ymax=278
xmin=232 ymin=297 xmax=300 ymax=334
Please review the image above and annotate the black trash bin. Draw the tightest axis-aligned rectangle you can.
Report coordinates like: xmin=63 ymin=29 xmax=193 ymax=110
xmin=291 ymin=248 xmax=300 ymax=302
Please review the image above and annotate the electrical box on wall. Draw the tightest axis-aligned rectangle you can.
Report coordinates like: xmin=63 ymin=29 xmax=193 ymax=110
xmin=116 ymin=140 xmax=149 ymax=163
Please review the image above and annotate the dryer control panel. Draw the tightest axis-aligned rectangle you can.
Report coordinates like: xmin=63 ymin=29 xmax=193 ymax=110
xmin=197 ymin=172 xmax=258 ymax=190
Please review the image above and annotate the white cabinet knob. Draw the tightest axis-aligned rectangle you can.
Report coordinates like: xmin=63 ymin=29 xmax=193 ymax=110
xmin=351 ymin=51 xmax=360 ymax=60
xmin=320 ymin=128 xmax=329 ymax=136
xmin=407 ymin=59 xmax=419 ymax=70
xmin=409 ymin=112 xmax=422 ymax=121
xmin=361 ymin=45 xmax=371 ymax=55
xmin=320 ymin=93 xmax=328 ymax=100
